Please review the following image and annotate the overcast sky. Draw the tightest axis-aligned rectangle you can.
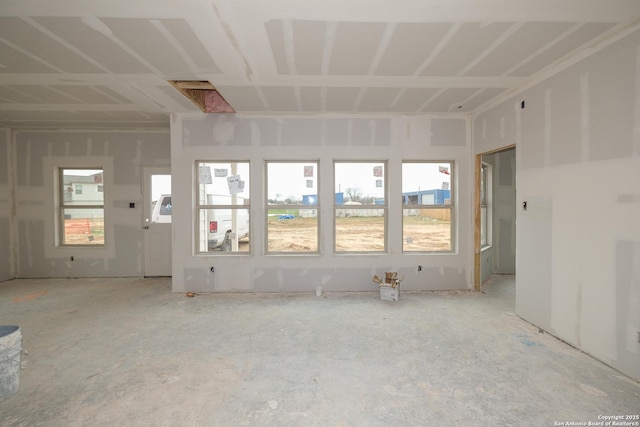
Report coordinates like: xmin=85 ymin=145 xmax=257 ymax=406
xmin=152 ymin=162 xmax=451 ymax=202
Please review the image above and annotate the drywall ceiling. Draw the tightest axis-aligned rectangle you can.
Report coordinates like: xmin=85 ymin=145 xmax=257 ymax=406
xmin=0 ymin=0 xmax=638 ymax=128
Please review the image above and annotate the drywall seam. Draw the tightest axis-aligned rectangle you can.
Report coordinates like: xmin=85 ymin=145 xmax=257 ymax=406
xmin=544 ymin=88 xmax=552 ymax=167
xmin=634 ymin=45 xmax=640 ymax=156
xmin=7 ymin=129 xmax=18 ymax=278
xmin=580 ymin=72 xmax=590 ymax=161
xmin=474 ymin=20 xmax=640 ymax=116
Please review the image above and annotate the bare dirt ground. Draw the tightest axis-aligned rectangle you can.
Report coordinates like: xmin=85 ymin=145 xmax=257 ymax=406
xmin=64 ymin=219 xmax=104 ymax=245
xmin=266 ymin=216 xmax=450 ymax=252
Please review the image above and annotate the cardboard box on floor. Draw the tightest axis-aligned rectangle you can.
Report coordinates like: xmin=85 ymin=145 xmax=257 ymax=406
xmin=372 ymin=272 xmax=403 ymax=301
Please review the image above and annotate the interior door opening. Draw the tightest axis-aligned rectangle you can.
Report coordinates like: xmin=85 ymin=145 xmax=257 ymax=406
xmin=475 ymin=146 xmax=516 ymax=291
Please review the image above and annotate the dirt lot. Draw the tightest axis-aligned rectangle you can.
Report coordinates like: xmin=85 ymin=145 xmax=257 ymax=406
xmin=64 ymin=218 xmax=104 ymax=245
xmin=267 ymin=215 xmax=450 ymax=252
xmin=64 ymin=216 xmax=450 ymax=251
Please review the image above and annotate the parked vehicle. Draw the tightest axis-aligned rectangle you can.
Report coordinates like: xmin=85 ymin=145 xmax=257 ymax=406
xmin=151 ymin=194 xmax=249 ymax=251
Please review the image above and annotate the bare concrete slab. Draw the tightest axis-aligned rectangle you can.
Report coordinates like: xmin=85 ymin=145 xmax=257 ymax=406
xmin=0 ymin=275 xmax=638 ymax=426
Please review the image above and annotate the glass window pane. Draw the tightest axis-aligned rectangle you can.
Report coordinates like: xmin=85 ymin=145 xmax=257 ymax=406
xmin=481 ymin=207 xmax=487 ymax=246
xmin=267 ymin=209 xmax=318 ymax=252
xmin=335 ymin=162 xmax=385 ymax=206
xmin=267 ymin=162 xmax=317 ymax=206
xmin=150 ymin=174 xmax=172 ymax=223
xmin=402 ymin=161 xmax=453 ymax=253
xmin=197 ymin=162 xmax=250 ymax=205
xmin=62 ymin=208 xmax=104 ymax=245
xmin=402 ymin=208 xmax=451 ymax=252
xmin=62 ymin=169 xmax=103 ymax=205
xmin=401 ymin=163 xmax=451 ymax=206
xmin=335 ymin=210 xmax=385 ymax=252
xmin=197 ymin=208 xmax=250 ymax=252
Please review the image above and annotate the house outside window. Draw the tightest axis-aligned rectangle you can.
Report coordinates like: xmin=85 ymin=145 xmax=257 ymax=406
xmin=59 ymin=168 xmax=104 ymax=245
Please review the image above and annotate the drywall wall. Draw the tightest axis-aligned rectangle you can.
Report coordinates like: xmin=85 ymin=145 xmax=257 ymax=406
xmin=480 ymin=148 xmax=516 ymax=283
xmin=473 ymin=28 xmax=640 ymax=380
xmin=0 ymin=128 xmax=11 ymax=281
xmin=171 ymin=113 xmax=472 ymax=293
xmin=13 ymin=130 xmax=170 ymax=278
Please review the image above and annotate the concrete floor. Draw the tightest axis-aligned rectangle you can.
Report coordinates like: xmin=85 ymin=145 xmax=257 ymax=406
xmin=0 ymin=275 xmax=638 ymax=426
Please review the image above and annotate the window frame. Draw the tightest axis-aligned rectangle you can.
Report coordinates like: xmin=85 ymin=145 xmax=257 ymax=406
xmin=194 ymin=160 xmax=251 ymax=255
xmin=333 ymin=160 xmax=388 ymax=254
xmin=401 ymin=160 xmax=455 ymax=253
xmin=265 ymin=160 xmax=320 ymax=255
xmin=58 ymin=167 xmax=105 ymax=247
xmin=480 ymin=162 xmax=492 ymax=249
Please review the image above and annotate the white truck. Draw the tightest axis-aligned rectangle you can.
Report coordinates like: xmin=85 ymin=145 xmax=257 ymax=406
xmin=152 ymin=194 xmax=249 ymax=251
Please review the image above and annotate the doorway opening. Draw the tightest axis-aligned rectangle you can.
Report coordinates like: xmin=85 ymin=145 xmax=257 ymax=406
xmin=474 ymin=145 xmax=516 ymax=291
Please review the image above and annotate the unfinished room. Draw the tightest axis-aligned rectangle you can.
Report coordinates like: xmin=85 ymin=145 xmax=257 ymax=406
xmin=1 ymin=0 xmax=639 ymax=425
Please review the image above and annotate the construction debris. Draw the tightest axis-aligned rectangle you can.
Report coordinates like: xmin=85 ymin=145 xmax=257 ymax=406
xmin=373 ymin=272 xmax=403 ymax=302
xmin=372 ymin=272 xmax=403 ymax=289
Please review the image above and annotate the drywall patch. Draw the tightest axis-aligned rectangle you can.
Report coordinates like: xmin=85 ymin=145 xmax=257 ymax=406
xmin=616 ymin=240 xmax=640 ymax=380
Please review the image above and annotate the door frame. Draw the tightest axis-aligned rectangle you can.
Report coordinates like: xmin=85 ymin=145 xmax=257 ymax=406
xmin=142 ymin=166 xmax=172 ymax=277
xmin=473 ymin=144 xmax=515 ymax=291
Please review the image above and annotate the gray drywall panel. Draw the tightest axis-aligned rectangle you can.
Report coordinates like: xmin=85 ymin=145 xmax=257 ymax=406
xmin=493 ymin=149 xmax=516 ymax=274
xmin=615 ymin=240 xmax=640 ymax=380
xmin=585 ymin=36 xmax=635 ymax=162
xmin=18 ymin=220 xmax=46 ymax=276
xmin=171 ymin=113 xmax=472 ymax=294
xmin=324 ymin=119 xmax=350 ymax=146
xmin=111 ymin=139 xmax=142 ymax=185
xmin=0 ymin=130 xmax=9 ymax=281
xmin=13 ymin=130 xmax=169 ymax=278
xmin=0 ymin=133 xmax=7 ymax=186
xmin=0 ymin=218 xmax=10 ymax=281
xmin=515 ymin=197 xmax=552 ymax=331
xmin=548 ymin=71 xmax=582 ymax=166
xmin=16 ymin=139 xmax=46 ymax=186
xmin=474 ymin=104 xmax=517 ymax=154
xmin=477 ymin=28 xmax=640 ymax=381
xmin=431 ymin=118 xmax=466 ymax=147
xmin=282 ymin=119 xmax=323 ymax=146
xmin=519 ymin=89 xmax=546 ymax=171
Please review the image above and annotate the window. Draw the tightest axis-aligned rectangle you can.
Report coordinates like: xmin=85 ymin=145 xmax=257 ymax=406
xmin=401 ymin=162 xmax=454 ymax=252
xmin=196 ymin=161 xmax=250 ymax=253
xmin=59 ymin=168 xmax=104 ymax=245
xmin=334 ymin=161 xmax=387 ymax=253
xmin=266 ymin=161 xmax=319 ymax=253
xmin=480 ymin=163 xmax=492 ymax=248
